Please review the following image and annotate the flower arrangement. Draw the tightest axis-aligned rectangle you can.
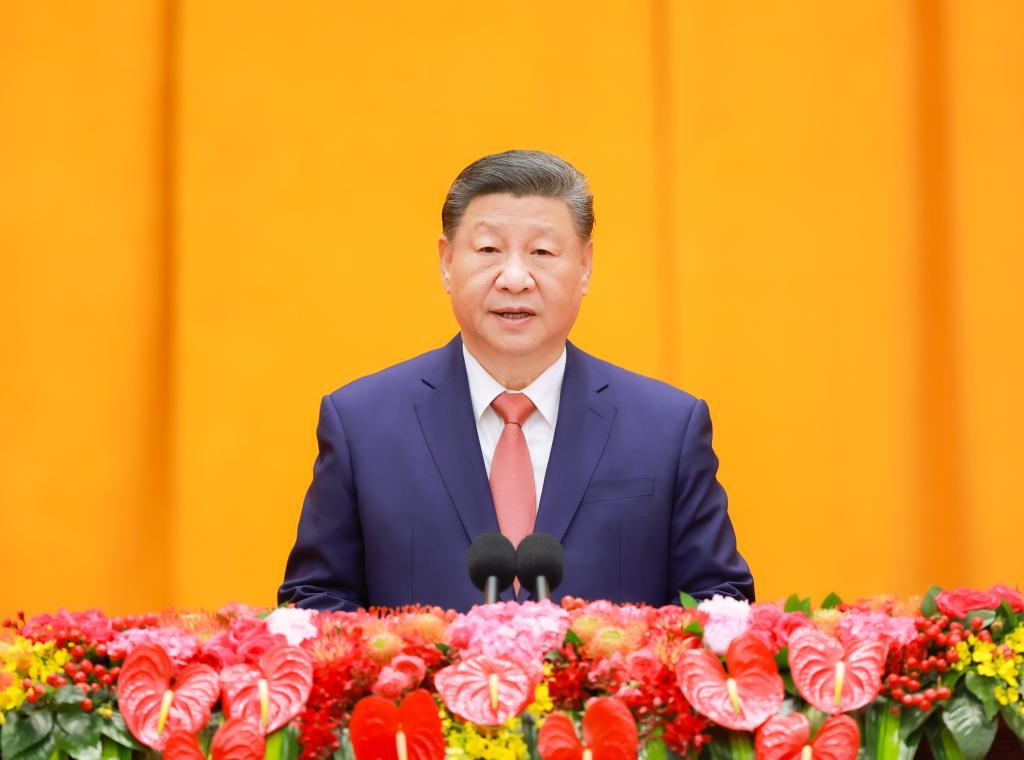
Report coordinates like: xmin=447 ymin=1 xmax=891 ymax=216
xmin=1 ymin=584 xmax=1022 ymax=759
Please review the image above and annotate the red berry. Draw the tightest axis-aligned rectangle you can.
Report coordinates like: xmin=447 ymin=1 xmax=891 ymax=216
xmin=73 ymin=672 xmax=87 ymax=684
xmin=970 ymin=616 xmax=984 ymax=631
xmin=919 ymin=700 xmax=932 ymax=711
xmin=100 ymin=674 xmax=113 ymax=686
xmin=26 ymin=693 xmax=39 ymax=704
xmin=80 ymin=660 xmax=93 ymax=674
xmin=80 ymin=698 xmax=93 ymax=712
xmin=892 ymin=688 xmax=905 ymax=700
xmin=937 ymin=687 xmax=951 ymax=700
xmin=907 ymin=679 xmax=921 ymax=692
xmin=70 ymin=645 xmax=85 ymax=660
xmin=96 ymin=644 xmax=108 ymax=658
xmin=891 ymin=706 xmax=900 ymax=715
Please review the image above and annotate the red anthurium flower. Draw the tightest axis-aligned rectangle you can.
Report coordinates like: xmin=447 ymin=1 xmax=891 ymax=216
xmin=163 ymin=732 xmax=205 ymax=760
xmin=787 ymin=627 xmax=886 ymax=714
xmin=211 ymin=718 xmax=267 ymax=760
xmin=538 ymin=697 xmax=638 ymax=760
xmin=676 ymin=632 xmax=784 ymax=731
xmin=434 ymin=655 xmax=536 ymax=726
xmin=220 ymin=645 xmax=313 ymax=734
xmin=755 ymin=713 xmax=860 ymax=760
xmin=349 ymin=689 xmax=446 ymax=760
xmin=118 ymin=644 xmax=220 ymax=751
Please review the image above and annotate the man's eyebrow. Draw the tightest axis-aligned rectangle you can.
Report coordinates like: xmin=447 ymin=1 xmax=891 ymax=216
xmin=469 ymin=219 xmax=560 ymax=236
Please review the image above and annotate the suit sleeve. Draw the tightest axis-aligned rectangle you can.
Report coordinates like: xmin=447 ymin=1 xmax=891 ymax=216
xmin=278 ymin=394 xmax=368 ymax=610
xmin=669 ymin=398 xmax=755 ymax=603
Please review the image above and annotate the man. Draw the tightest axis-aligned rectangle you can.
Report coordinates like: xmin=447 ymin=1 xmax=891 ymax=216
xmin=279 ymin=150 xmax=754 ymax=611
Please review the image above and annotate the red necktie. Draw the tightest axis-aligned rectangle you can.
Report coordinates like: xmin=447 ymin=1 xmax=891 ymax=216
xmin=489 ymin=392 xmax=537 ymax=593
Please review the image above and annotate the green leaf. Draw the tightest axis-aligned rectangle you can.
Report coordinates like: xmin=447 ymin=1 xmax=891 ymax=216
xmin=683 ymin=620 xmax=704 ymax=636
xmin=434 ymin=642 xmax=449 ymax=655
xmin=962 ymin=609 xmax=995 ymax=628
xmin=266 ymin=726 xmax=301 ymax=760
xmin=964 ymin=672 xmax=1000 ymax=722
xmin=921 ymin=585 xmax=943 ymax=618
xmin=9 ymin=732 xmax=57 ymax=760
xmin=97 ymin=714 xmax=141 ymax=751
xmin=645 ymin=737 xmax=668 ymax=760
xmin=52 ymin=686 xmax=88 ymax=709
xmin=679 ymin=591 xmax=699 ymax=609
xmin=996 ymin=599 xmax=1018 ymax=629
xmin=926 ymin=721 xmax=966 ymax=760
xmin=940 ymin=692 xmax=997 ymax=760
xmin=1 ymin=710 xmax=54 ymax=758
xmin=899 ymin=702 xmax=934 ymax=741
xmin=821 ymin=591 xmax=842 ymax=609
xmin=563 ymin=630 xmax=582 ymax=648
xmin=784 ymin=594 xmax=803 ymax=613
xmin=55 ymin=710 xmax=102 ymax=752
xmin=864 ymin=699 xmax=925 ymax=760
xmin=781 ymin=671 xmax=799 ymax=697
xmin=99 ymin=737 xmax=133 ymax=760
xmin=1001 ymin=704 xmax=1024 ymax=742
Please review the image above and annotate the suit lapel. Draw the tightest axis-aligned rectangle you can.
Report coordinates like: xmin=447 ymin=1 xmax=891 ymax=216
xmin=414 ymin=336 xmax=499 ymax=545
xmin=534 ymin=342 xmax=616 ymax=544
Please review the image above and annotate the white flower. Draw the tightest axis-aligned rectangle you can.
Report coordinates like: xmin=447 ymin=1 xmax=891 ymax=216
xmin=265 ymin=607 xmax=318 ymax=645
xmin=698 ymin=594 xmax=751 ymax=655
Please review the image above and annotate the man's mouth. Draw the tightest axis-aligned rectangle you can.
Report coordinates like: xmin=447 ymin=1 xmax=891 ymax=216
xmin=492 ymin=309 xmax=535 ymax=321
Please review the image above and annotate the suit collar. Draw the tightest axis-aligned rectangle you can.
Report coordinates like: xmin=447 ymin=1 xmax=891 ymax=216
xmin=416 ymin=335 xmax=616 ymax=601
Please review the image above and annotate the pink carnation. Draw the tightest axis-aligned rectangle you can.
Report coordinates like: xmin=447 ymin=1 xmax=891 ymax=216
xmin=199 ymin=617 xmax=287 ymax=670
xmin=445 ymin=600 xmax=569 ymax=677
xmin=108 ymin=627 xmax=198 ymax=666
xmin=698 ymin=595 xmax=751 ymax=655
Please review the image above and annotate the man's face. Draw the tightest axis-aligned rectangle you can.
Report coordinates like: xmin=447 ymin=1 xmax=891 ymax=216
xmin=439 ymin=193 xmax=593 ymax=365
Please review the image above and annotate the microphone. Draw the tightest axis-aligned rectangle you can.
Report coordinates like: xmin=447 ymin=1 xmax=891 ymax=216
xmin=467 ymin=533 xmax=517 ymax=604
xmin=515 ymin=533 xmax=565 ymax=601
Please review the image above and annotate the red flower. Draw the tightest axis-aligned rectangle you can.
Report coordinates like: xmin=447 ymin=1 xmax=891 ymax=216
xmin=538 ymin=698 xmax=638 ymax=760
xmin=936 ymin=585 xmax=1024 ymax=619
xmin=220 ymin=645 xmax=314 ymax=735
xmin=676 ymin=633 xmax=783 ymax=732
xmin=787 ymin=627 xmax=886 ymax=714
xmin=434 ymin=655 xmax=536 ymax=726
xmin=349 ymin=689 xmax=445 ymax=760
xmin=756 ymin=713 xmax=860 ymax=760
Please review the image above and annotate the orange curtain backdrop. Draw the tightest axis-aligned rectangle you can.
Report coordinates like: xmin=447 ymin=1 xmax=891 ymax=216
xmin=2 ymin=1 xmax=1020 ymax=615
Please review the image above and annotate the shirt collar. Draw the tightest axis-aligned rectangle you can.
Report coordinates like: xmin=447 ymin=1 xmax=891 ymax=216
xmin=462 ymin=343 xmax=566 ymax=427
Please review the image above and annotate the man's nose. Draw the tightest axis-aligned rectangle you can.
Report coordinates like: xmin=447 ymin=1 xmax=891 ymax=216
xmin=495 ymin=252 xmax=535 ymax=292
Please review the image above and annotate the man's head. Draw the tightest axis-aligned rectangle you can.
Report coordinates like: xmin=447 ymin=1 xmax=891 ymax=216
xmin=438 ymin=150 xmax=594 ymax=388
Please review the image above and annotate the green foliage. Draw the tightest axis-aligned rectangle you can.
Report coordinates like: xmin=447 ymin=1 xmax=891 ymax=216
xmin=0 ymin=709 xmax=54 ymax=759
xmin=783 ymin=594 xmax=810 ymax=614
xmin=1000 ymin=704 xmax=1024 ymax=743
xmin=940 ymin=691 xmax=997 ymax=760
xmin=679 ymin=591 xmax=699 ymax=609
xmin=97 ymin=712 xmax=142 ymax=751
xmin=821 ymin=591 xmax=843 ymax=609
xmin=964 ymin=672 xmax=1000 ymax=722
xmin=920 ymin=586 xmax=943 ymax=618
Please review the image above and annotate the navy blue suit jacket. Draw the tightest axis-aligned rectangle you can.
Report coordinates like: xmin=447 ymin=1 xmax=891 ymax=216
xmin=278 ymin=335 xmax=754 ymax=611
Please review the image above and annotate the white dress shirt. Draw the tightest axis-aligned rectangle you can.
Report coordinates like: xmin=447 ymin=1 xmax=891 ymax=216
xmin=462 ymin=344 xmax=566 ymax=511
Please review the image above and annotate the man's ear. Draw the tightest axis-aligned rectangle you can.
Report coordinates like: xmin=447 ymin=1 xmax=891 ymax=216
xmin=580 ymin=238 xmax=594 ymax=295
xmin=438 ymin=235 xmax=452 ymax=293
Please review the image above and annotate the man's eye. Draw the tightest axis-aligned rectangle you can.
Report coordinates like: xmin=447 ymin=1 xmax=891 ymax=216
xmin=478 ymin=246 xmax=499 ymax=253
xmin=532 ymin=249 xmax=553 ymax=256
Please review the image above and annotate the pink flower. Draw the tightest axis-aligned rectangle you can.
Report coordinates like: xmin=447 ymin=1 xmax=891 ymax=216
xmin=371 ymin=666 xmax=413 ymax=699
xmin=698 ymin=595 xmax=751 ymax=655
xmin=445 ymin=600 xmax=568 ymax=677
xmin=22 ymin=609 xmax=114 ymax=644
xmin=390 ymin=654 xmax=426 ymax=687
xmin=198 ymin=617 xmax=287 ymax=670
xmin=936 ymin=585 xmax=1024 ymax=619
xmin=626 ymin=648 xmax=661 ymax=683
xmin=747 ymin=602 xmax=814 ymax=652
xmin=838 ymin=610 xmax=916 ymax=648
xmin=109 ymin=627 xmax=199 ymax=667
xmin=265 ymin=608 xmax=318 ymax=646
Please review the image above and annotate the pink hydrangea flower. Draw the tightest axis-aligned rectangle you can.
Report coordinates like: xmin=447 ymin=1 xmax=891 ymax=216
xmin=108 ymin=627 xmax=199 ymax=667
xmin=838 ymin=610 xmax=916 ymax=647
xmin=746 ymin=602 xmax=814 ymax=652
xmin=445 ymin=600 xmax=568 ymax=677
xmin=698 ymin=595 xmax=751 ymax=655
xmin=265 ymin=607 xmax=318 ymax=646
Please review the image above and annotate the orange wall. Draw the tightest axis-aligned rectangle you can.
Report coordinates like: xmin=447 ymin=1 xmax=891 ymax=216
xmin=2 ymin=1 xmax=1021 ymax=615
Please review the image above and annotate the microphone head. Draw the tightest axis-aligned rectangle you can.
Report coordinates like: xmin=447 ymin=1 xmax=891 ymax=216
xmin=515 ymin=532 xmax=565 ymax=596
xmin=467 ymin=533 xmax=517 ymax=593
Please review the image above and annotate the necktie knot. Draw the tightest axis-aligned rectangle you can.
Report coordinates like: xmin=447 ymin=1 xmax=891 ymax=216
xmin=491 ymin=392 xmax=536 ymax=427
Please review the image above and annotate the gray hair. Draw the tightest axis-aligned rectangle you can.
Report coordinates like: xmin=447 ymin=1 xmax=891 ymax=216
xmin=441 ymin=150 xmax=595 ymax=241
